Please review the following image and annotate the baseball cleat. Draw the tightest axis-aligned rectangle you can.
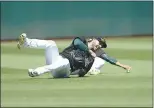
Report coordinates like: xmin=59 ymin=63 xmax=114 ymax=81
xmin=17 ymin=33 xmax=27 ymax=49
xmin=28 ymin=69 xmax=39 ymax=77
xmin=89 ymin=68 xmax=101 ymax=75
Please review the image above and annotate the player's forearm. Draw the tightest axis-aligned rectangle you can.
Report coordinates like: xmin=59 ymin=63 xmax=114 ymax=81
xmin=100 ymin=54 xmax=129 ymax=69
xmin=115 ymin=62 xmax=132 ymax=70
xmin=115 ymin=62 xmax=127 ymax=69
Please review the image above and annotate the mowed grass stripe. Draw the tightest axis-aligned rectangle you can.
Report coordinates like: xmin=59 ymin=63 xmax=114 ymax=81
xmin=1 ymin=39 xmax=152 ymax=50
xmin=1 ymin=89 xmax=152 ymax=107
xmin=1 ymin=96 xmax=152 ymax=107
xmin=1 ymin=53 xmax=152 ymax=74
xmin=1 ymin=38 xmax=152 ymax=61
xmin=1 ymin=58 xmax=152 ymax=86
xmin=1 ymin=37 xmax=152 ymax=47
xmin=1 ymin=54 xmax=45 ymax=69
xmin=1 ymin=47 xmax=152 ymax=60
xmin=2 ymin=65 xmax=152 ymax=86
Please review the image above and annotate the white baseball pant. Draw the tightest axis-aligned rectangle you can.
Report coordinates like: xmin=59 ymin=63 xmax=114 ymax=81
xmin=88 ymin=57 xmax=105 ymax=75
xmin=24 ymin=38 xmax=71 ymax=78
xmin=92 ymin=57 xmax=105 ymax=70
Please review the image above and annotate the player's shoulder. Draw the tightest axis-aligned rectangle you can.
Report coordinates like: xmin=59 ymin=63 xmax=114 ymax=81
xmin=73 ymin=36 xmax=87 ymax=44
xmin=74 ymin=36 xmax=86 ymax=41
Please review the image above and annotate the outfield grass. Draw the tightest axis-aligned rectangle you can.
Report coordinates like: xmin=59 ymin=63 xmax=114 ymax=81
xmin=1 ymin=37 xmax=152 ymax=107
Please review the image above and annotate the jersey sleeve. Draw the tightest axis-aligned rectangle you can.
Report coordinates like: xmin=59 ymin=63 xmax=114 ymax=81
xmin=95 ymin=48 xmax=106 ymax=57
xmin=99 ymin=54 xmax=117 ymax=65
xmin=73 ymin=38 xmax=89 ymax=52
xmin=95 ymin=48 xmax=117 ymax=65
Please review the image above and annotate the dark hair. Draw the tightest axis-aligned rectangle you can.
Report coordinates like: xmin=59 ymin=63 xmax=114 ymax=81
xmin=95 ymin=37 xmax=107 ymax=48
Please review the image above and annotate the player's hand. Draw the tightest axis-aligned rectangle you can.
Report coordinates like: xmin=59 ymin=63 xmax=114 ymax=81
xmin=124 ymin=65 xmax=132 ymax=73
xmin=115 ymin=62 xmax=131 ymax=73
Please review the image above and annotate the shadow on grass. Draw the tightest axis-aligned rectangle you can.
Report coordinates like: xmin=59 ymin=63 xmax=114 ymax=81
xmin=48 ymin=75 xmax=90 ymax=79
xmin=24 ymin=75 xmax=90 ymax=80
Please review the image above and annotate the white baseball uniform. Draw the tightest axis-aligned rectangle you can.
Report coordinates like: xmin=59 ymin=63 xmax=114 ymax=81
xmin=23 ymin=38 xmax=71 ymax=78
xmin=92 ymin=57 xmax=105 ymax=69
xmin=88 ymin=57 xmax=105 ymax=75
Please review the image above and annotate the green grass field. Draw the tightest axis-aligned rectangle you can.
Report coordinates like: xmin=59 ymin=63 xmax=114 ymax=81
xmin=1 ymin=37 xmax=152 ymax=107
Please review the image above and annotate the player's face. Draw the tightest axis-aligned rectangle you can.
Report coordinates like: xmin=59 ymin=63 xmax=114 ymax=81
xmin=92 ymin=39 xmax=101 ymax=51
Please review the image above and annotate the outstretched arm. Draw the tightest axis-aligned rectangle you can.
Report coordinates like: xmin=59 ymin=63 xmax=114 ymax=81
xmin=99 ymin=54 xmax=131 ymax=72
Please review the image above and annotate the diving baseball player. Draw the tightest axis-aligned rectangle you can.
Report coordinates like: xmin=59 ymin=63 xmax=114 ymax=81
xmin=17 ymin=33 xmax=102 ymax=78
xmin=88 ymin=38 xmax=132 ymax=75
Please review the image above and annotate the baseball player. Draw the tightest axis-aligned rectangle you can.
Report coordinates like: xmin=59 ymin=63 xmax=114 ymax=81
xmin=88 ymin=38 xmax=132 ymax=75
xmin=17 ymin=33 xmax=103 ymax=78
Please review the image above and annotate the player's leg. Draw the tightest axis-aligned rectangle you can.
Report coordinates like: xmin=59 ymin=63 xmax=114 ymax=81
xmin=88 ymin=57 xmax=105 ymax=75
xmin=17 ymin=33 xmax=59 ymax=65
xmin=51 ymin=63 xmax=71 ymax=78
xmin=93 ymin=57 xmax=105 ymax=69
xmin=28 ymin=56 xmax=71 ymax=78
xmin=17 ymin=33 xmax=57 ymax=50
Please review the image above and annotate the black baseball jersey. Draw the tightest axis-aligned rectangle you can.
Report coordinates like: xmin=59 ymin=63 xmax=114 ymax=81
xmin=60 ymin=37 xmax=94 ymax=77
